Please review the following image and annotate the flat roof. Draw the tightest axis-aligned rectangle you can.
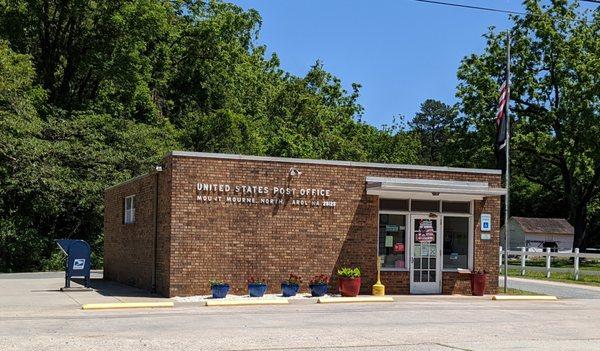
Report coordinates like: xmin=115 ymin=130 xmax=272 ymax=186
xmin=170 ymin=151 xmax=502 ymax=175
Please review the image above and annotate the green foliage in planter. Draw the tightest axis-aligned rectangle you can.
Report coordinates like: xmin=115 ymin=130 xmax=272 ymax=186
xmin=337 ymin=267 xmax=361 ymax=278
xmin=309 ymin=274 xmax=329 ymax=285
xmin=247 ymin=276 xmax=267 ymax=284
xmin=282 ymin=273 xmax=302 ymax=285
xmin=209 ymin=279 xmax=227 ymax=286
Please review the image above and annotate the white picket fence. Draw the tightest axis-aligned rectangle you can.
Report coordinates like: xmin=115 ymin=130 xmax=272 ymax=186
xmin=499 ymin=247 xmax=600 ymax=280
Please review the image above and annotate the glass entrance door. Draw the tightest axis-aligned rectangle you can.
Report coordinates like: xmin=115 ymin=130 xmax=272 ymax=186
xmin=410 ymin=215 xmax=442 ymax=294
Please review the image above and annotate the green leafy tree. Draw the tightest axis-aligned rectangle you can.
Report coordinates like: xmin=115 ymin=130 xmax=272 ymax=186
xmin=409 ymin=99 xmax=459 ymax=166
xmin=0 ymin=41 xmax=47 ymax=271
xmin=457 ymin=0 xmax=600 ymax=249
xmin=0 ymin=0 xmax=422 ymax=271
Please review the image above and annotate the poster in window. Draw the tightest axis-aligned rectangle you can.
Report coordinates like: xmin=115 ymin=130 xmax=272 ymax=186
xmin=385 ymin=235 xmax=394 ymax=247
xmin=417 ymin=219 xmax=435 ymax=243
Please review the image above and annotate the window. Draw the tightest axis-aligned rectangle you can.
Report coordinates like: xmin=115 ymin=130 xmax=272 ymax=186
xmin=442 ymin=201 xmax=471 ymax=213
xmin=378 ymin=214 xmax=407 ymax=270
xmin=379 ymin=199 xmax=409 ymax=211
xmin=124 ymin=195 xmax=135 ymax=224
xmin=411 ymin=200 xmax=440 ymax=212
xmin=443 ymin=216 xmax=469 ymax=269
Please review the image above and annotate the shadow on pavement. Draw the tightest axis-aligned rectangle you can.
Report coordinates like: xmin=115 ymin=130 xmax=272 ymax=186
xmin=71 ymin=277 xmax=163 ymax=299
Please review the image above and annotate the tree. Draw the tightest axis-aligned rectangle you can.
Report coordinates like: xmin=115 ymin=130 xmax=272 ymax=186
xmin=0 ymin=1 xmax=423 ymax=271
xmin=409 ymin=99 xmax=459 ymax=166
xmin=457 ymin=0 xmax=600 ymax=249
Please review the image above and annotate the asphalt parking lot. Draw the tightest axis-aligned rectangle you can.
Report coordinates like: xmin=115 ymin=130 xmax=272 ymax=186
xmin=2 ymin=271 xmax=600 ymax=351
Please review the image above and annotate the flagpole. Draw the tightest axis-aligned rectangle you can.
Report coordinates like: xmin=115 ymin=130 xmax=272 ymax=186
xmin=503 ymin=31 xmax=511 ymax=294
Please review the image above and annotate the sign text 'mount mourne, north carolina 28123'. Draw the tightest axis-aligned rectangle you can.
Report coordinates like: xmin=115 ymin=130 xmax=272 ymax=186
xmin=195 ymin=183 xmax=337 ymax=208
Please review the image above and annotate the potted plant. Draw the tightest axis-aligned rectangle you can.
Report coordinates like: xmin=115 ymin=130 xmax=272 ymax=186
xmin=209 ymin=279 xmax=229 ymax=299
xmin=337 ymin=267 xmax=361 ymax=297
xmin=308 ymin=274 xmax=329 ymax=297
xmin=470 ymin=269 xmax=489 ymax=296
xmin=281 ymin=273 xmax=302 ymax=297
xmin=247 ymin=276 xmax=268 ymax=297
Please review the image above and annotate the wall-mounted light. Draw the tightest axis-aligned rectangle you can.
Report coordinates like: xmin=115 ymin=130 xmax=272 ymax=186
xmin=288 ymin=167 xmax=302 ymax=177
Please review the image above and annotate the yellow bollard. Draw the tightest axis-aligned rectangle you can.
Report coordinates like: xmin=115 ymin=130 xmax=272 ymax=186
xmin=372 ymin=257 xmax=385 ymax=296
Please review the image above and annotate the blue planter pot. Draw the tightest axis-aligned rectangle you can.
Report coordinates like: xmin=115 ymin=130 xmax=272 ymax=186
xmin=309 ymin=283 xmax=328 ymax=297
xmin=248 ymin=283 xmax=268 ymax=297
xmin=281 ymin=283 xmax=300 ymax=297
xmin=211 ymin=284 xmax=230 ymax=299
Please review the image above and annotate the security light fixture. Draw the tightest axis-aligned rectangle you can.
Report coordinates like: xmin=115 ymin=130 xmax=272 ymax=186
xmin=288 ymin=167 xmax=302 ymax=177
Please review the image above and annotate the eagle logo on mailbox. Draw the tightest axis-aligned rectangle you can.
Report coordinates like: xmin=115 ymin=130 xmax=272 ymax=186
xmin=73 ymin=259 xmax=85 ymax=270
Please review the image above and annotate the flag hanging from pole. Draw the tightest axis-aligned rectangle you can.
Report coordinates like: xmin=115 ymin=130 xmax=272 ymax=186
xmin=495 ymin=81 xmax=509 ymax=171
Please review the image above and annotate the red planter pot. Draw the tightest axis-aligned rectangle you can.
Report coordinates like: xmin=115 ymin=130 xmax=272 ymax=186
xmin=471 ymin=273 xmax=488 ymax=296
xmin=338 ymin=277 xmax=361 ymax=297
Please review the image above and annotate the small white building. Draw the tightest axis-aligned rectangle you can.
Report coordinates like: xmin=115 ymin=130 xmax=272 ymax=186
xmin=501 ymin=217 xmax=574 ymax=251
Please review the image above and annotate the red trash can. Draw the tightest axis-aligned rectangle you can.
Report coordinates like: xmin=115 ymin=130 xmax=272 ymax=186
xmin=471 ymin=272 xmax=488 ymax=296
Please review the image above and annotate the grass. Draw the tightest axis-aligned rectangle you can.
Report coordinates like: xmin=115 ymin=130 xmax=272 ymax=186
xmin=501 ymin=268 xmax=600 ymax=287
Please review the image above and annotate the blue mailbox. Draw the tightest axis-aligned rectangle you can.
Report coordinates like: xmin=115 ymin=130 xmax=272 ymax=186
xmin=55 ymin=239 xmax=91 ymax=288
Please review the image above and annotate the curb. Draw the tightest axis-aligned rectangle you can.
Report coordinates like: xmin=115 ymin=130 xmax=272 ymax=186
xmin=82 ymin=302 xmax=174 ymax=310
xmin=492 ymin=295 xmax=558 ymax=301
xmin=204 ymin=299 xmax=289 ymax=306
xmin=317 ymin=296 xmax=394 ymax=304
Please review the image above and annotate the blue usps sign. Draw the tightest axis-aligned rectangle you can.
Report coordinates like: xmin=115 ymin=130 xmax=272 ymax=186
xmin=480 ymin=213 xmax=491 ymax=232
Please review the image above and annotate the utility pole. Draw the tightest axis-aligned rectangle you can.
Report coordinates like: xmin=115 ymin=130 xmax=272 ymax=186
xmin=503 ymin=31 xmax=511 ymax=293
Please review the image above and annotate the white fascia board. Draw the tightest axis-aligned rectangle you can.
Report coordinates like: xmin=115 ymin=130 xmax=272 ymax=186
xmin=366 ymin=176 xmax=490 ymax=188
xmin=366 ymin=189 xmax=484 ymax=201
xmin=365 ymin=176 xmax=506 ymax=197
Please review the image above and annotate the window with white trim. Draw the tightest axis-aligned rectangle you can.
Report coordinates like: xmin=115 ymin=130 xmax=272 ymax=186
xmin=442 ymin=216 xmax=470 ymax=269
xmin=124 ymin=195 xmax=135 ymax=224
xmin=378 ymin=213 xmax=408 ymax=270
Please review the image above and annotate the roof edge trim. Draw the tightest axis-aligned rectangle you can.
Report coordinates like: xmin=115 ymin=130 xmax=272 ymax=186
xmin=169 ymin=151 xmax=502 ymax=175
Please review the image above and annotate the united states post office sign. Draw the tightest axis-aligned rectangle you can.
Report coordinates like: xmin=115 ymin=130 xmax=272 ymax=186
xmin=195 ymin=182 xmax=337 ymax=208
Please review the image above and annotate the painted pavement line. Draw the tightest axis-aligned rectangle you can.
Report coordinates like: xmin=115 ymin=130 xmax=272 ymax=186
xmin=82 ymin=302 xmax=174 ymax=310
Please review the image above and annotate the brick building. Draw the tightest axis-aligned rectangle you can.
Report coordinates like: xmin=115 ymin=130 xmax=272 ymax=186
xmin=104 ymin=151 xmax=505 ymax=297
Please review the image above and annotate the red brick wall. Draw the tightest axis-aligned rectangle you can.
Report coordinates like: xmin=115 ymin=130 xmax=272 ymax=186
xmin=104 ymin=174 xmax=155 ymax=290
xmin=103 ymin=162 xmax=173 ymax=296
xmin=160 ymin=154 xmax=501 ymax=297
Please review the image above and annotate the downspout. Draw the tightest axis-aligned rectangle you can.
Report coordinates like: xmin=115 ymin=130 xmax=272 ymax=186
xmin=151 ymin=165 xmax=163 ymax=293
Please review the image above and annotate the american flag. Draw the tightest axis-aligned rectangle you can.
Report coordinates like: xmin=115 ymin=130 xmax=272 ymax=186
xmin=495 ymin=81 xmax=509 ymax=170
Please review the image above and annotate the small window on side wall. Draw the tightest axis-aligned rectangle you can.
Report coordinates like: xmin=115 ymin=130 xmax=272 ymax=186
xmin=124 ymin=195 xmax=135 ymax=224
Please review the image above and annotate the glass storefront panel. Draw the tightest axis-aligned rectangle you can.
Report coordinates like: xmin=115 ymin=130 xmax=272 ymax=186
xmin=380 ymin=199 xmax=409 ymax=211
xmin=443 ymin=216 xmax=469 ymax=269
xmin=411 ymin=200 xmax=440 ymax=212
xmin=378 ymin=214 xmax=407 ymax=269
xmin=442 ymin=201 xmax=471 ymax=213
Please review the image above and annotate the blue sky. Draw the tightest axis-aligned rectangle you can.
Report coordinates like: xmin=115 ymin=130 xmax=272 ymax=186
xmin=230 ymin=0 xmax=595 ymax=127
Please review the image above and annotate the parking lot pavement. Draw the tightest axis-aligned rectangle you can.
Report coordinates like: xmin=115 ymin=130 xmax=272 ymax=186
xmin=2 ymin=272 xmax=600 ymax=351
xmin=501 ymin=276 xmax=600 ymax=299
xmin=0 ymin=271 xmax=167 ymax=313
